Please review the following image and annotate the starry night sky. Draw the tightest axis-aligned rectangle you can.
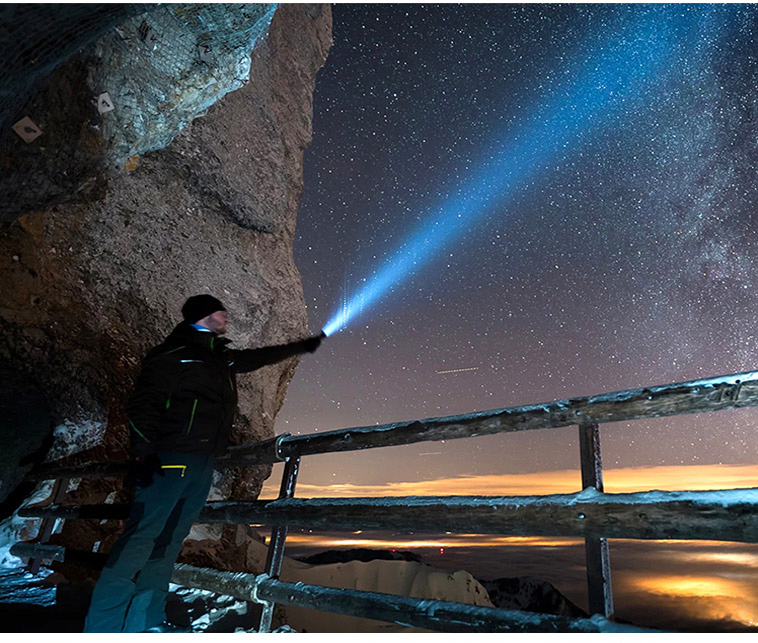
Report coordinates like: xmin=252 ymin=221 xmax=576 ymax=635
xmin=273 ymin=4 xmax=758 ymax=491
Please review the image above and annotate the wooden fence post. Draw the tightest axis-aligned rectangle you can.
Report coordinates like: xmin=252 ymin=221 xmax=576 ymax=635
xmin=578 ymin=421 xmax=613 ymax=618
xmin=29 ymin=477 xmax=70 ymax=574
xmin=258 ymin=456 xmax=301 ymax=633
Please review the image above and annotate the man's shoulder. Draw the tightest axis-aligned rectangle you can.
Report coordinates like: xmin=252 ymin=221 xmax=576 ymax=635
xmin=145 ymin=342 xmax=190 ymax=361
xmin=142 ymin=324 xmax=198 ymax=361
xmin=144 ymin=334 xmax=195 ymax=364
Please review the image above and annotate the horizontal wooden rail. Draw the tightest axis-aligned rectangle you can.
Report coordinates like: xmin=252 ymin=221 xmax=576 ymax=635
xmin=201 ymin=488 xmax=758 ymax=543
xmin=18 ymin=487 xmax=758 ymax=544
xmin=219 ymin=369 xmax=758 ymax=466
xmin=19 ymin=504 xmax=129 ymax=520
xmin=25 ymin=369 xmax=758 ymax=481
xmin=10 ymin=542 xmax=106 ymax=568
xmin=26 ymin=462 xmax=129 ymax=481
xmin=8 ymin=543 xmax=653 ymax=633
xmin=171 ymin=564 xmax=652 ymax=633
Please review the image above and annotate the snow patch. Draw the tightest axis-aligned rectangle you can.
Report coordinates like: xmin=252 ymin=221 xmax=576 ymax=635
xmin=0 ymin=565 xmax=56 ymax=606
xmin=191 ymin=611 xmax=211 ymax=630
xmin=0 ymin=514 xmax=35 ymax=566
xmin=46 ymin=420 xmax=107 ymax=461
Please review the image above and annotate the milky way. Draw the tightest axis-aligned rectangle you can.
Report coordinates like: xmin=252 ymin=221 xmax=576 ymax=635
xmin=275 ymin=4 xmax=758 ymax=488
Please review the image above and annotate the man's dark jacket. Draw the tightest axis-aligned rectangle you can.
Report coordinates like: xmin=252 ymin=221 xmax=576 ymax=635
xmin=126 ymin=323 xmax=317 ymax=457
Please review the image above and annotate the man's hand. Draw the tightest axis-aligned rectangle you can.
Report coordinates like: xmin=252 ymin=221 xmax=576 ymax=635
xmin=126 ymin=453 xmax=164 ymax=488
xmin=303 ymin=332 xmax=326 ymax=353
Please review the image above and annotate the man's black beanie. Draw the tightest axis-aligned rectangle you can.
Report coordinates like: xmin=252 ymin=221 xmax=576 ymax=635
xmin=182 ymin=295 xmax=226 ymax=324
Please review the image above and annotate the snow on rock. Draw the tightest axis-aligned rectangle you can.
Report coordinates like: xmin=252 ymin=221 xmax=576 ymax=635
xmin=0 ymin=515 xmax=36 ymax=567
xmin=46 ymin=420 xmax=107 ymax=462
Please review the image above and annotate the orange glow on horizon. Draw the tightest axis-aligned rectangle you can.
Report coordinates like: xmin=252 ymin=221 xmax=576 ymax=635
xmin=260 ymin=463 xmax=758 ymax=499
xmin=284 ymin=532 xmax=581 ymax=549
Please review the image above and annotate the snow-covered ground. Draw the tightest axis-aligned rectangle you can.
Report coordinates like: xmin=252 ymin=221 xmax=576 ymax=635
xmin=0 ymin=497 xmax=272 ymax=633
xmin=0 ymin=564 xmax=56 ymax=607
xmin=0 ymin=561 xmax=278 ymax=633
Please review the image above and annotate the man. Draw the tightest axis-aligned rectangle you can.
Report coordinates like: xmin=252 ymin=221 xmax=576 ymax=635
xmin=84 ymin=294 xmax=324 ymax=633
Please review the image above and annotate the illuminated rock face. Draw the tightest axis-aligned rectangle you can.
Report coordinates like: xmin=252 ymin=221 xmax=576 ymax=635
xmin=0 ymin=4 xmax=332 ymax=548
xmin=0 ymin=4 xmax=278 ymax=222
xmin=86 ymin=5 xmax=277 ymax=170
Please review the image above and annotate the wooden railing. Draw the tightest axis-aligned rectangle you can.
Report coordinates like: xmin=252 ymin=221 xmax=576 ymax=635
xmin=13 ymin=368 xmax=758 ymax=632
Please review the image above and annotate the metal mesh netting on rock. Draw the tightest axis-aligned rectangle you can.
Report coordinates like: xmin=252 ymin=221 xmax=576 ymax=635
xmin=0 ymin=3 xmax=276 ymax=223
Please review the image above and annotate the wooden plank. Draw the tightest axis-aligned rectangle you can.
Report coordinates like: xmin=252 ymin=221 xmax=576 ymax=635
xmin=18 ymin=503 xmax=130 ymax=520
xmin=169 ymin=563 xmax=655 ymax=633
xmin=29 ymin=478 xmax=69 ymax=574
xmin=200 ymin=490 xmax=758 ymax=543
xmin=11 ymin=542 xmax=106 ymax=568
xmin=20 ymin=488 xmax=758 ymax=543
xmin=27 ymin=461 xmax=129 ymax=482
xmin=8 ymin=548 xmax=656 ymax=633
xmin=29 ymin=369 xmax=758 ymax=479
xmin=218 ymin=369 xmax=758 ymax=466
xmin=245 ymin=575 xmax=654 ymax=633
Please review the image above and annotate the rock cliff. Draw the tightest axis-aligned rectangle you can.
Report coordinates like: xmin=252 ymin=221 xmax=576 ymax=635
xmin=0 ymin=3 xmax=332 ymax=560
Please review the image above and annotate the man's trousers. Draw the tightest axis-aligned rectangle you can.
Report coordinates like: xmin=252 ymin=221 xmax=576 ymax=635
xmin=83 ymin=452 xmax=215 ymax=633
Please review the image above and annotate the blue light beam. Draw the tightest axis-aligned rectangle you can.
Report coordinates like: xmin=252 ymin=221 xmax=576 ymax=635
xmin=322 ymin=8 xmax=725 ymax=337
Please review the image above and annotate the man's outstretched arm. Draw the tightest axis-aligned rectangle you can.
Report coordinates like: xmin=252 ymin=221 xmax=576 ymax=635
xmin=229 ymin=333 xmax=324 ymax=373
